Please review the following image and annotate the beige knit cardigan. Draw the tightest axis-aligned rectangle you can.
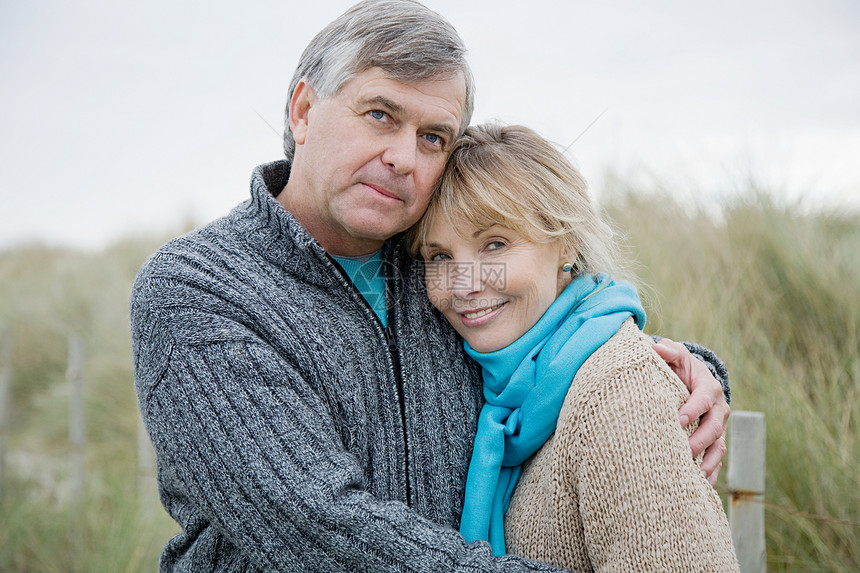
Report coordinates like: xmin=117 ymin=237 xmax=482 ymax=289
xmin=505 ymin=319 xmax=740 ymax=572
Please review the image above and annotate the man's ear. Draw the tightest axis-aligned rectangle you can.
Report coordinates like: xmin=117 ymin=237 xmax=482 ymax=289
xmin=289 ymin=79 xmax=316 ymax=146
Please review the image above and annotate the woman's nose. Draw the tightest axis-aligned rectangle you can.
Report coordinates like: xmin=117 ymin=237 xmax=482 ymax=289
xmin=449 ymin=262 xmax=482 ymax=298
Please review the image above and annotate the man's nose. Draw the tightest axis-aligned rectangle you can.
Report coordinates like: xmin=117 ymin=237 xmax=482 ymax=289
xmin=381 ymin=129 xmax=417 ymax=175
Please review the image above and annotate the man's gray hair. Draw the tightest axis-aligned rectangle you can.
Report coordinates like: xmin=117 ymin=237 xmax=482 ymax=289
xmin=283 ymin=0 xmax=475 ymax=161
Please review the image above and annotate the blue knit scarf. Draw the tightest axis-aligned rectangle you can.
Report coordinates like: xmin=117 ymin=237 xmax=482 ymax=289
xmin=459 ymin=274 xmax=646 ymax=555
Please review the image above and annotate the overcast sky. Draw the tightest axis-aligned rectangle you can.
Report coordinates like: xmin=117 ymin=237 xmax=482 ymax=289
xmin=2 ymin=0 xmax=859 ymax=250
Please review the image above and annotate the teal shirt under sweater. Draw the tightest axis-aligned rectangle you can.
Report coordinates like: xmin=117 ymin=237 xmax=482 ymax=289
xmin=333 ymin=251 xmax=387 ymax=327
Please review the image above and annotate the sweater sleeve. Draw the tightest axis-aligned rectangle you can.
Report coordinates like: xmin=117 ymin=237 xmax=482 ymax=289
xmin=649 ymin=335 xmax=731 ymax=403
xmin=681 ymin=340 xmax=731 ymax=404
xmin=133 ymin=300 xmax=570 ymax=572
xmin=569 ymin=341 xmax=739 ymax=572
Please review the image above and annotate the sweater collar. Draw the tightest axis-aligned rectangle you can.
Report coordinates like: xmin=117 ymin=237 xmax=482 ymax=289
xmin=244 ymin=160 xmax=323 ymax=259
xmin=237 ymin=160 xmax=408 ymax=283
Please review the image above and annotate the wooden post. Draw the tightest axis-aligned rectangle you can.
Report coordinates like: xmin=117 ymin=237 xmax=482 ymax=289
xmin=67 ymin=334 xmax=86 ymax=502
xmin=728 ymin=410 xmax=766 ymax=573
xmin=0 ymin=325 xmax=11 ymax=501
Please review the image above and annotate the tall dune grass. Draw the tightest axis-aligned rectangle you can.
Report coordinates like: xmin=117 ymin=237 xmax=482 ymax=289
xmin=604 ymin=183 xmax=860 ymax=572
xmin=0 ymin=235 xmax=182 ymax=571
xmin=0 ymin=188 xmax=857 ymax=571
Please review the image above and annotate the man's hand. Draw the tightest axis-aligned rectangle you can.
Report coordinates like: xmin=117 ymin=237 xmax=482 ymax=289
xmin=652 ymin=337 xmax=730 ymax=486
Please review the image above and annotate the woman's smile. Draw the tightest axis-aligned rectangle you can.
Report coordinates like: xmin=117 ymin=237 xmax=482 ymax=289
xmin=421 ymin=217 xmax=570 ymax=353
xmin=458 ymin=301 xmax=507 ymax=324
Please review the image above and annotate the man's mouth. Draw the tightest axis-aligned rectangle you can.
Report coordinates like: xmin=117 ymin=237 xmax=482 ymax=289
xmin=363 ymin=182 xmax=402 ymax=202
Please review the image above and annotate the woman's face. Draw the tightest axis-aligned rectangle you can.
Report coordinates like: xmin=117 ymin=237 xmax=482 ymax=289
xmin=420 ymin=215 xmax=571 ymax=353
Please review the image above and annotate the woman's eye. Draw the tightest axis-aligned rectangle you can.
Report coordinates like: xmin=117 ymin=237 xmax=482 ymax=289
xmin=486 ymin=240 xmax=505 ymax=251
xmin=429 ymin=252 xmax=450 ymax=262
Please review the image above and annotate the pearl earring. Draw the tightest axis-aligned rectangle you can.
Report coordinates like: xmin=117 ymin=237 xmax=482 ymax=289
xmin=561 ymin=263 xmax=573 ymax=273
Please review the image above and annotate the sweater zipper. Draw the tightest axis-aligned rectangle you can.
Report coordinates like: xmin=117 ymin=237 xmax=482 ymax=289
xmin=383 ymin=261 xmax=413 ymax=507
xmin=384 ymin=321 xmax=412 ymax=506
xmin=327 ymin=253 xmax=413 ymax=506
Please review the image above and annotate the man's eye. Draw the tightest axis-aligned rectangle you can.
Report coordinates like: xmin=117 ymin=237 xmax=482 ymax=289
xmin=369 ymin=110 xmax=386 ymax=121
xmin=424 ymin=133 xmax=442 ymax=145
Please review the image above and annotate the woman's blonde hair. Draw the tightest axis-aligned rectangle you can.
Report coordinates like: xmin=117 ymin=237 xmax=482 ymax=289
xmin=408 ymin=123 xmax=628 ymax=280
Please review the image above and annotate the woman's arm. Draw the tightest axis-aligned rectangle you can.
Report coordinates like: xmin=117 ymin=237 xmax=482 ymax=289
xmin=572 ymin=333 xmax=739 ymax=572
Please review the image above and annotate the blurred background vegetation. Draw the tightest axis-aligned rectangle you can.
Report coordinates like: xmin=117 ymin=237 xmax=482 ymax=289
xmin=0 ymin=181 xmax=857 ymax=571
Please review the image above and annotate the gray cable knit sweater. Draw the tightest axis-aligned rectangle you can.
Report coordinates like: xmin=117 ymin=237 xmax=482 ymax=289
xmin=130 ymin=160 xmax=570 ymax=572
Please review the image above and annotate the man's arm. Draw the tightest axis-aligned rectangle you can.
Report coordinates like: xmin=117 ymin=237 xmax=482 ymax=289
xmin=652 ymin=338 xmax=731 ymax=485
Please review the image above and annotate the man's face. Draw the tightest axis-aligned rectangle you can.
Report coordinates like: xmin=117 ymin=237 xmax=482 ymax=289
xmin=284 ymin=67 xmax=466 ymax=257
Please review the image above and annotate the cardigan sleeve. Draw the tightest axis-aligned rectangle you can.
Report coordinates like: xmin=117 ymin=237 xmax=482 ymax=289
xmin=132 ymin=291 xmax=571 ymax=572
xmin=568 ymin=340 xmax=739 ymax=572
xmin=681 ymin=340 xmax=731 ymax=403
xmin=649 ymin=334 xmax=731 ymax=403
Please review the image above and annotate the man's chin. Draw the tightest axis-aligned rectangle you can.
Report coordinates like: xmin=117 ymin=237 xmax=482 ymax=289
xmin=347 ymin=217 xmax=416 ymax=243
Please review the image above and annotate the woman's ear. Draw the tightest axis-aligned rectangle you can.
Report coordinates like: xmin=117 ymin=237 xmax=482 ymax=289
xmin=557 ymin=246 xmax=577 ymax=294
xmin=288 ymin=79 xmax=316 ymax=146
xmin=559 ymin=245 xmax=578 ymax=270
